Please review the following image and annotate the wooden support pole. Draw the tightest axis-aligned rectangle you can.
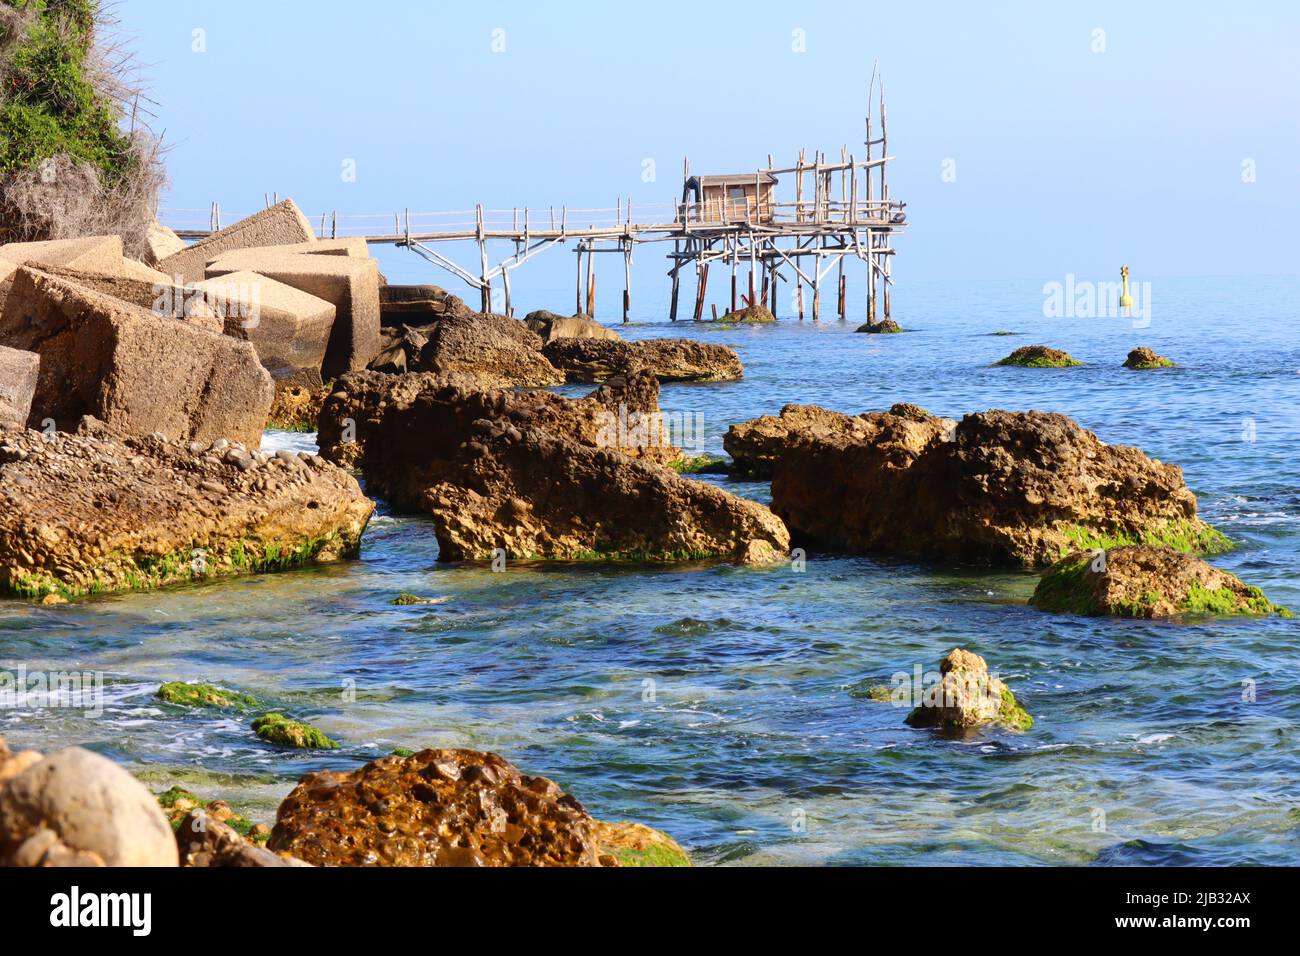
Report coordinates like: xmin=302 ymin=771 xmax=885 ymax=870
xmin=585 ymin=243 xmax=596 ymax=318
xmin=476 ymin=204 xmax=490 ymax=313
xmin=502 ymin=263 xmax=513 ymax=317
xmin=622 ymin=240 xmax=631 ymax=324
xmin=575 ymin=243 xmax=584 ymax=315
xmin=866 ymin=230 xmax=876 ymax=323
xmin=748 ymin=235 xmax=757 ymax=308
xmin=669 ymin=240 xmax=682 ymax=321
xmin=838 ymin=264 xmax=846 ymax=321
xmin=884 ymin=247 xmax=892 ymax=322
xmin=693 ymin=260 xmax=710 ymax=322
xmin=812 ymin=237 xmax=823 ymax=321
xmin=769 ymin=261 xmax=779 ymax=316
xmin=730 ymin=240 xmax=738 ymax=314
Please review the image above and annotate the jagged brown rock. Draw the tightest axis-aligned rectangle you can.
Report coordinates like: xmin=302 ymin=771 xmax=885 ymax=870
xmin=413 ymin=311 xmax=563 ymax=387
xmin=267 ymin=368 xmax=330 ymax=432
xmin=723 ymin=404 xmax=926 ymax=479
xmin=542 ymin=336 xmax=743 ymax=383
xmin=379 ymin=283 xmax=469 ymax=325
xmin=523 ymin=310 xmax=622 ymax=343
xmin=319 ymin=368 xmax=678 ymax=467
xmin=769 ymin=407 xmax=1224 ymax=568
xmin=1031 ymin=545 xmax=1289 ymax=619
xmin=318 ymin=372 xmax=786 ymax=563
xmin=268 ymin=749 xmax=604 ymax=866
xmin=0 ymin=419 xmax=373 ymax=598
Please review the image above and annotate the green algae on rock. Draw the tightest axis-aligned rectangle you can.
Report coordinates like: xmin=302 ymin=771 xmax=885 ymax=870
xmin=390 ymin=593 xmax=451 ymax=606
xmin=251 ymin=713 xmax=340 ymax=750
xmin=155 ymin=785 xmax=266 ymax=842
xmin=590 ymin=819 xmax=691 ymax=867
xmin=1123 ymin=346 xmax=1176 ymax=370
xmin=855 ymin=318 xmax=902 ymax=333
xmin=994 ymin=344 xmax=1082 ymax=368
xmin=157 ymin=682 xmax=260 ymax=711
xmin=716 ymin=304 xmax=776 ymax=324
xmin=666 ymin=453 xmax=731 ymax=475
xmin=904 ymin=648 xmax=1033 ymax=734
xmin=1030 ymin=545 xmax=1291 ymax=619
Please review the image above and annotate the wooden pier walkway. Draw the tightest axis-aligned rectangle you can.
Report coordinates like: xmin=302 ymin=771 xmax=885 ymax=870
xmin=161 ymin=85 xmax=906 ymax=323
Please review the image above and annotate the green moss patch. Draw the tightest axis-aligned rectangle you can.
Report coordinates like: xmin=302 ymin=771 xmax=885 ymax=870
xmin=666 ymin=454 xmax=731 ymax=475
xmin=1059 ymin=519 xmax=1232 ymax=558
xmin=995 ymin=345 xmax=1082 ymax=368
xmin=251 ymin=712 xmax=339 ymax=750
xmin=155 ymin=785 xmax=267 ymax=842
xmin=997 ymin=687 xmax=1034 ymax=731
xmin=2 ymin=533 xmax=351 ymax=600
xmin=157 ymin=681 xmax=260 ymax=711
xmin=613 ymin=843 xmax=691 ymax=867
xmin=391 ymin=593 xmax=449 ymax=606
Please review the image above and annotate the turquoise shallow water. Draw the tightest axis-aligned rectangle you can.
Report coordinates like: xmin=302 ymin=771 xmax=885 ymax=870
xmin=3 ymin=275 xmax=1299 ymax=865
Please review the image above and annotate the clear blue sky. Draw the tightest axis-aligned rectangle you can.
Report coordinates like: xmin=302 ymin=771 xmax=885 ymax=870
xmin=117 ymin=0 xmax=1299 ymax=296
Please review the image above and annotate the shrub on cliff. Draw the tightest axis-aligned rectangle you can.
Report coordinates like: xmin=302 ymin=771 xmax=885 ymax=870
xmin=0 ymin=0 xmax=164 ymax=256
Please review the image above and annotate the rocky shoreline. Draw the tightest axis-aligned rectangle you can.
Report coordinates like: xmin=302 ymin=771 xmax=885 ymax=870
xmin=0 ymin=199 xmax=1289 ymax=867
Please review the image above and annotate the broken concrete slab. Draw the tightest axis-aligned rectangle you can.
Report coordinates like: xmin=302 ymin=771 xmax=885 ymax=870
xmin=0 ymin=235 xmax=128 ymax=275
xmin=143 ymin=222 xmax=186 ymax=267
xmin=0 ymin=345 xmax=39 ymax=427
xmin=193 ymin=270 xmax=336 ymax=373
xmin=156 ymin=199 xmax=317 ymax=286
xmin=206 ymin=253 xmax=381 ymax=379
xmin=32 ymin=265 xmax=223 ymax=334
xmin=1 ymin=236 xmax=174 ymax=285
xmin=0 ymin=268 xmax=272 ymax=444
xmin=206 ymin=237 xmax=371 ymax=268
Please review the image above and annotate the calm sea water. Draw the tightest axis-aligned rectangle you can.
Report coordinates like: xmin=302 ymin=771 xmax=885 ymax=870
xmin=3 ymin=276 xmax=1299 ymax=866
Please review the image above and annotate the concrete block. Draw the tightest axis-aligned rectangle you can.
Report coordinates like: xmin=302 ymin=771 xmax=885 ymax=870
xmin=156 ymin=199 xmax=317 ymax=286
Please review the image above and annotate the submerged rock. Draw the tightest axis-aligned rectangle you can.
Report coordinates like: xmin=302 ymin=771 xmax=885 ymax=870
xmin=904 ymin=649 xmax=1033 ymax=734
xmin=1123 ymin=346 xmax=1175 ymax=370
xmin=855 ymin=318 xmax=902 ymax=333
xmin=769 ymin=407 xmax=1227 ymax=568
xmin=718 ymin=304 xmax=775 ymax=323
xmin=268 ymin=749 xmax=603 ymax=866
xmin=994 ymin=344 xmax=1082 ymax=368
xmin=523 ymin=310 xmax=621 ymax=343
xmin=542 ymin=337 xmax=743 ymax=383
xmin=0 ymin=420 xmax=373 ymax=599
xmin=1030 ymin=545 xmax=1290 ymax=619
xmin=0 ymin=746 xmax=178 ymax=866
xmin=318 ymin=373 xmax=786 ymax=563
xmin=268 ymin=748 xmax=687 ymax=867
xmin=251 ymin=713 xmax=339 ymax=750
xmin=157 ymin=682 xmax=260 ymax=711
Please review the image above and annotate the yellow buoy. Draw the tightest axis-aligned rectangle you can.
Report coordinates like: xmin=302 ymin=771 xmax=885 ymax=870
xmin=1119 ymin=264 xmax=1133 ymax=309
